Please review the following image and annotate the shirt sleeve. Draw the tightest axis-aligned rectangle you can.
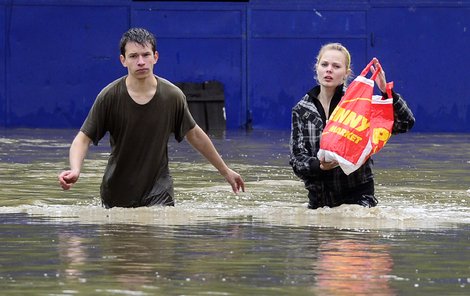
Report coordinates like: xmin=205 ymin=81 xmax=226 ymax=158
xmin=80 ymin=93 xmax=108 ymax=146
xmin=289 ymin=106 xmax=322 ymax=179
xmin=173 ymin=93 xmax=196 ymax=142
xmin=391 ymin=91 xmax=415 ymax=134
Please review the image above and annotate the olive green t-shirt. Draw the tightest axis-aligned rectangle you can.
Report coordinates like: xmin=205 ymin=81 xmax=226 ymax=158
xmin=81 ymin=76 xmax=196 ymax=207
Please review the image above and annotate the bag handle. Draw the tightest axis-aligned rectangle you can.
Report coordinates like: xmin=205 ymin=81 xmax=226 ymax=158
xmin=386 ymin=81 xmax=394 ymax=99
xmin=360 ymin=59 xmax=382 ymax=81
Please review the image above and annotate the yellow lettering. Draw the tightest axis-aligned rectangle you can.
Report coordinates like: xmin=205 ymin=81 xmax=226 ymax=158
xmin=347 ymin=133 xmax=362 ymax=144
xmin=331 ymin=107 xmax=351 ymax=123
xmin=330 ymin=107 xmax=370 ymax=132
xmin=329 ymin=107 xmax=338 ymax=120
xmin=328 ymin=125 xmax=363 ymax=144
xmin=343 ymin=111 xmax=363 ymax=129
xmin=356 ymin=117 xmax=370 ymax=132
xmin=372 ymin=128 xmax=391 ymax=145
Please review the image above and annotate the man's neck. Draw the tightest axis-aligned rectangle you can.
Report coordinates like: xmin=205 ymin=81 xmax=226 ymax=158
xmin=126 ymin=74 xmax=157 ymax=91
xmin=125 ymin=75 xmax=158 ymax=105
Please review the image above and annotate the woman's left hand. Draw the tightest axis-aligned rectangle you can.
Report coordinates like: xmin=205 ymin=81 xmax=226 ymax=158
xmin=320 ymin=159 xmax=339 ymax=170
xmin=371 ymin=57 xmax=387 ymax=93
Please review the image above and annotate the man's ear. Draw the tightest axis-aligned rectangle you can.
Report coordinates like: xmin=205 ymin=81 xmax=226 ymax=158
xmin=154 ymin=51 xmax=159 ymax=64
xmin=120 ymin=54 xmax=126 ymax=67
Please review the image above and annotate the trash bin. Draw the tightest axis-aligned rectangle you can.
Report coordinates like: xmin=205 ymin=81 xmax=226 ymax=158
xmin=176 ymin=81 xmax=226 ymax=132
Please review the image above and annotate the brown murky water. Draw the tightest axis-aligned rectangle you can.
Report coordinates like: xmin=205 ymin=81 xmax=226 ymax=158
xmin=0 ymin=128 xmax=469 ymax=295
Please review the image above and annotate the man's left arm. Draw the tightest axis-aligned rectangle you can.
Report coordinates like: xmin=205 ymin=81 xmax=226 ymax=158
xmin=185 ymin=125 xmax=245 ymax=193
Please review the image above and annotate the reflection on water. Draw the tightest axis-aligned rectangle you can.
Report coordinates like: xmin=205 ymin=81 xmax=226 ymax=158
xmin=1 ymin=214 xmax=468 ymax=295
xmin=0 ymin=128 xmax=469 ymax=295
xmin=314 ymin=239 xmax=394 ymax=295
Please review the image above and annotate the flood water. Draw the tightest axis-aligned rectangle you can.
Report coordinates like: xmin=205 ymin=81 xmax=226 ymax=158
xmin=0 ymin=128 xmax=469 ymax=295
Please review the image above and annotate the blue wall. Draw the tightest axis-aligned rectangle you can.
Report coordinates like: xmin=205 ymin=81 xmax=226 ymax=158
xmin=1 ymin=0 xmax=469 ymax=132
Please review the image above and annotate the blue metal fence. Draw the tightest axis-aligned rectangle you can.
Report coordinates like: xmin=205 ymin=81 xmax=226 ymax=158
xmin=1 ymin=0 xmax=469 ymax=132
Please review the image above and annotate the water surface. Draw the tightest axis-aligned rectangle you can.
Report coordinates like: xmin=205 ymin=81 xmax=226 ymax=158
xmin=0 ymin=129 xmax=469 ymax=295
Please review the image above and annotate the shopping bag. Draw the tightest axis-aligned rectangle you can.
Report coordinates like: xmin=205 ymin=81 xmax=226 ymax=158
xmin=317 ymin=59 xmax=394 ymax=175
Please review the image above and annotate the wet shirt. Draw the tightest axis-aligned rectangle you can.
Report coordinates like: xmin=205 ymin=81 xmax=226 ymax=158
xmin=289 ymin=84 xmax=415 ymax=201
xmin=81 ymin=76 xmax=196 ymax=207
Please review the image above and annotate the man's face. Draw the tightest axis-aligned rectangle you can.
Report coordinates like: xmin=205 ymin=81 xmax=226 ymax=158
xmin=120 ymin=42 xmax=158 ymax=79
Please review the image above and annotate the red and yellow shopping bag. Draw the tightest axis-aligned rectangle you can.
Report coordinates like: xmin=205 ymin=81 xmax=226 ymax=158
xmin=317 ymin=59 xmax=394 ymax=175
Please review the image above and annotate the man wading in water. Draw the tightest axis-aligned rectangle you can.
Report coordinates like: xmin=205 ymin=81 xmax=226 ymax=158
xmin=58 ymin=28 xmax=244 ymax=208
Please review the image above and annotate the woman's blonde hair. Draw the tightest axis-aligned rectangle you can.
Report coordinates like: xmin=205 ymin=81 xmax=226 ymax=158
xmin=314 ymin=43 xmax=353 ymax=85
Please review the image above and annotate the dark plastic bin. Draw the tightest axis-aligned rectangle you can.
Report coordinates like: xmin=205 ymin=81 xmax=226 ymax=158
xmin=176 ymin=81 xmax=226 ymax=132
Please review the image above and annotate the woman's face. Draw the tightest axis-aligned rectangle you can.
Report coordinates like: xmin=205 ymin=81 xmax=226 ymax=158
xmin=316 ymin=49 xmax=349 ymax=88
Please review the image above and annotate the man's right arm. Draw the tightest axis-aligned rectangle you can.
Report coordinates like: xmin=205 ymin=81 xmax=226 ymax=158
xmin=58 ymin=131 xmax=92 ymax=190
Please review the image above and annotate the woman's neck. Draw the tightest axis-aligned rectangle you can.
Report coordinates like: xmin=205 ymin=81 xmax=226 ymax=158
xmin=318 ymin=85 xmax=337 ymax=104
xmin=318 ymin=85 xmax=338 ymax=119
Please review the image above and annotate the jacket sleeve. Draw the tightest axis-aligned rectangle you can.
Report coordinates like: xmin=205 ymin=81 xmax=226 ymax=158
xmin=289 ymin=107 xmax=322 ymax=179
xmin=391 ymin=91 xmax=415 ymax=134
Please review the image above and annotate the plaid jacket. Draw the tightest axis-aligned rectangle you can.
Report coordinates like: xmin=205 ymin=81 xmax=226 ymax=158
xmin=289 ymin=85 xmax=415 ymax=198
